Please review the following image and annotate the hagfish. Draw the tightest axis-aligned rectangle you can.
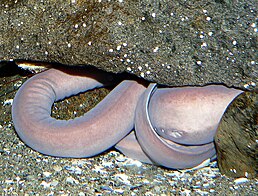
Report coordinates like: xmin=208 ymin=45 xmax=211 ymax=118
xmin=11 ymin=68 xmax=243 ymax=169
xmin=12 ymin=68 xmax=146 ymax=157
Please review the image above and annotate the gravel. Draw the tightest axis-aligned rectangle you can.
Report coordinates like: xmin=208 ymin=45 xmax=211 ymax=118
xmin=0 ymin=74 xmax=257 ymax=195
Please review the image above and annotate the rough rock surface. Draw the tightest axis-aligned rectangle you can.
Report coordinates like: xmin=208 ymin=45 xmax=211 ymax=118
xmin=215 ymin=91 xmax=258 ymax=179
xmin=0 ymin=0 xmax=257 ymax=179
xmin=1 ymin=74 xmax=257 ymax=195
xmin=0 ymin=0 xmax=257 ymax=90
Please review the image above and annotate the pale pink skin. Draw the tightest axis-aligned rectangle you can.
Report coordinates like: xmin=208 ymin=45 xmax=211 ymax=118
xmin=12 ymin=68 xmax=243 ymax=169
xmin=12 ymin=68 xmax=146 ymax=157
xmin=133 ymin=84 xmax=242 ymax=168
xmin=149 ymin=85 xmax=243 ymax=145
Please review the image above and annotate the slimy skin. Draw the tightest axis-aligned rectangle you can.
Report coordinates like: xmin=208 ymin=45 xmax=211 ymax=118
xmin=148 ymin=85 xmax=243 ymax=145
xmin=12 ymin=68 xmax=243 ymax=169
xmin=115 ymin=131 xmax=153 ymax=164
xmin=12 ymin=68 xmax=146 ymax=157
xmin=134 ymin=84 xmax=242 ymax=169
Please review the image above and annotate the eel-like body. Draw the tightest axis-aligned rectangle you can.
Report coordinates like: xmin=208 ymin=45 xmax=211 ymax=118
xmin=12 ymin=68 xmax=243 ymax=169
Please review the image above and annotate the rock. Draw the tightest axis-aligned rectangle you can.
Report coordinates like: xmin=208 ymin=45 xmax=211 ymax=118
xmin=0 ymin=0 xmax=257 ymax=90
xmin=0 ymin=0 xmax=257 ymax=178
xmin=215 ymin=91 xmax=258 ymax=179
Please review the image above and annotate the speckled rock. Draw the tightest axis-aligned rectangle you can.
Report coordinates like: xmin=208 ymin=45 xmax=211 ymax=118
xmin=1 ymin=74 xmax=258 ymax=194
xmin=215 ymin=91 xmax=258 ymax=179
xmin=0 ymin=0 xmax=257 ymax=90
xmin=0 ymin=0 xmax=257 ymax=180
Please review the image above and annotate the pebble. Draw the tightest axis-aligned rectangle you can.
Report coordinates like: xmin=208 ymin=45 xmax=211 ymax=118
xmin=43 ymin=171 xmax=52 ymax=177
xmin=114 ymin=173 xmax=131 ymax=185
xmin=66 ymin=177 xmax=79 ymax=184
xmin=1 ymin=75 xmax=257 ymax=195
xmin=234 ymin=177 xmax=249 ymax=184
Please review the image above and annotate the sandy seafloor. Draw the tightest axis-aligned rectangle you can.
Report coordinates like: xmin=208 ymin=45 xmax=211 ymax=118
xmin=0 ymin=74 xmax=257 ymax=195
